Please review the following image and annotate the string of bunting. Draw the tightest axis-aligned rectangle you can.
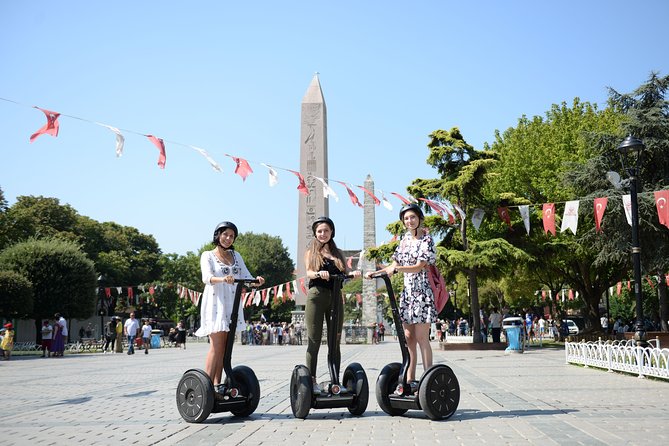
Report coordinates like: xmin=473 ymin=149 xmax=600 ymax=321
xmin=4 ymin=97 xmax=668 ymax=235
xmin=536 ymin=274 xmax=669 ymax=303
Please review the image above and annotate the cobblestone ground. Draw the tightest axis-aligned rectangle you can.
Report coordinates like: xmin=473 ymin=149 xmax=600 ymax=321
xmin=0 ymin=340 xmax=667 ymax=445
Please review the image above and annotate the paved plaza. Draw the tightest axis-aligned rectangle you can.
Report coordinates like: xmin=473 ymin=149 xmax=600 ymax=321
xmin=1 ymin=339 xmax=667 ymax=445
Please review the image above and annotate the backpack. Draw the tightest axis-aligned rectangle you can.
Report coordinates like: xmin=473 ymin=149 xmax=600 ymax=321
xmin=427 ymin=264 xmax=449 ymax=313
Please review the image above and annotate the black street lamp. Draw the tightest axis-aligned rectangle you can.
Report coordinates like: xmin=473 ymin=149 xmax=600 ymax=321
xmin=617 ymin=135 xmax=646 ymax=346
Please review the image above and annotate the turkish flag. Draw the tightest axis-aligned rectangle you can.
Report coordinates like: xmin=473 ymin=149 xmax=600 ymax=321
xmin=288 ymin=169 xmax=309 ymax=196
xmin=30 ymin=107 xmax=60 ymax=142
xmin=654 ymin=190 xmax=669 ymax=229
xmin=497 ymin=207 xmax=511 ymax=228
xmin=419 ymin=198 xmax=443 ymax=216
xmin=390 ymin=192 xmax=411 ymax=205
xmin=299 ymin=277 xmax=307 ymax=295
xmin=146 ymin=135 xmax=166 ymax=169
xmin=357 ymin=185 xmax=380 ymax=205
xmin=593 ymin=197 xmax=608 ymax=233
xmin=542 ymin=203 xmax=556 ymax=235
xmin=617 ymin=282 xmax=622 ymax=295
xmin=337 ymin=181 xmax=363 ymax=208
xmin=228 ymin=155 xmax=253 ymax=181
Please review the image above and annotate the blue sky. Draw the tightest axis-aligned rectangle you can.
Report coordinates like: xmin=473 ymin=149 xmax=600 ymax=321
xmin=1 ymin=1 xmax=668 ymax=266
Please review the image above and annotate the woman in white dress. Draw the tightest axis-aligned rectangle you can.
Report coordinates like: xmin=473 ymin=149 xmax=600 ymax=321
xmin=195 ymin=221 xmax=265 ymax=387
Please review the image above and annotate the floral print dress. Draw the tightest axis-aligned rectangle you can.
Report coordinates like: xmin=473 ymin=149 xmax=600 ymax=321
xmin=392 ymin=232 xmax=437 ymax=324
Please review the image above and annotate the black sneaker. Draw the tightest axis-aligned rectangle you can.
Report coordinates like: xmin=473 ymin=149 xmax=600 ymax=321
xmin=409 ymin=381 xmax=419 ymax=394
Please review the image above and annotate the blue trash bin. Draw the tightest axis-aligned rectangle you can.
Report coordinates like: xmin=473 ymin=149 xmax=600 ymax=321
xmin=503 ymin=317 xmax=524 ymax=353
xmin=151 ymin=330 xmax=162 ymax=349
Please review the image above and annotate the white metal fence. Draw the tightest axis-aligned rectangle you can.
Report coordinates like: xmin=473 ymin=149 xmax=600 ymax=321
xmin=565 ymin=339 xmax=669 ymax=380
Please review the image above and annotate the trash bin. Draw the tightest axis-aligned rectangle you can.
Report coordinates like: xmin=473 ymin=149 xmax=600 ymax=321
xmin=151 ymin=329 xmax=162 ymax=349
xmin=502 ymin=317 xmax=524 ymax=353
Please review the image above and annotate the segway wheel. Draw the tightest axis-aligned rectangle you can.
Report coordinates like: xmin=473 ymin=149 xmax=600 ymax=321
xmin=343 ymin=362 xmax=368 ymax=416
xmin=229 ymin=365 xmax=260 ymax=417
xmin=418 ymin=365 xmax=460 ymax=420
xmin=290 ymin=365 xmax=312 ymax=419
xmin=176 ymin=369 xmax=215 ymax=423
xmin=375 ymin=362 xmax=408 ymax=416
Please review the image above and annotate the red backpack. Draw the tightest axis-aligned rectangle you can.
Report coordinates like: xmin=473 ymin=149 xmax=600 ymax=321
xmin=427 ymin=264 xmax=449 ymax=313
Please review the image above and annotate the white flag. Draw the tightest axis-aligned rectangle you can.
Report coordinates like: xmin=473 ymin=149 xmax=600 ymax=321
xmin=190 ymin=146 xmax=223 ymax=172
xmin=252 ymin=290 xmax=261 ymax=306
xmin=378 ymin=190 xmax=393 ymax=211
xmin=471 ymin=208 xmax=485 ymax=230
xmin=292 ymin=280 xmax=299 ymax=296
xmin=314 ymin=177 xmax=338 ymax=201
xmin=560 ymin=200 xmax=580 ymax=234
xmin=277 ymin=283 xmax=284 ymax=298
xmin=518 ymin=205 xmax=531 ymax=235
xmin=260 ymin=163 xmax=279 ymax=187
xmin=453 ymin=203 xmax=466 ymax=220
xmin=98 ymin=123 xmax=125 ymax=157
xmin=622 ymin=195 xmax=632 ymax=226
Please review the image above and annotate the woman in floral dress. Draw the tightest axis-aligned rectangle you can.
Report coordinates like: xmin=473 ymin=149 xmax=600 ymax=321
xmin=366 ymin=203 xmax=436 ymax=393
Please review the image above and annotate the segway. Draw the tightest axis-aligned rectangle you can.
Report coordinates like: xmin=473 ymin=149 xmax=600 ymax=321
xmin=176 ymin=278 xmax=260 ymax=423
xmin=290 ymin=274 xmax=369 ymax=419
xmin=372 ymin=272 xmax=460 ymax=420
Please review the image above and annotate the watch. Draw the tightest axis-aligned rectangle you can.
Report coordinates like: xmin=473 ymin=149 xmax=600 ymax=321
xmin=315 ymin=272 xmax=321 ymax=279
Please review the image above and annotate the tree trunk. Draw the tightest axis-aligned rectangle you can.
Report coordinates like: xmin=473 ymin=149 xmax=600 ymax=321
xmin=658 ymin=278 xmax=669 ymax=332
xmin=469 ymin=269 xmax=483 ymax=343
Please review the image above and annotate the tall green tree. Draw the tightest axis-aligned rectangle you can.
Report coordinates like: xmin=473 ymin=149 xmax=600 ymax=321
xmin=370 ymin=128 xmax=529 ymax=343
xmin=566 ymin=73 xmax=669 ymax=331
xmin=0 ymin=270 xmax=33 ymax=319
xmin=488 ymin=98 xmax=623 ymax=330
xmin=0 ymin=238 xmax=97 ymax=340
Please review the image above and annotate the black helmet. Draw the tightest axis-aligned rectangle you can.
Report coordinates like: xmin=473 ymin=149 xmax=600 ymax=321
xmin=399 ymin=203 xmax=424 ymax=221
xmin=312 ymin=216 xmax=335 ymax=238
xmin=213 ymin=221 xmax=238 ymax=244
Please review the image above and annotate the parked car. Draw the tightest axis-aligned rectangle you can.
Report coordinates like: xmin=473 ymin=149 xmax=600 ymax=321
xmin=564 ymin=319 xmax=579 ymax=335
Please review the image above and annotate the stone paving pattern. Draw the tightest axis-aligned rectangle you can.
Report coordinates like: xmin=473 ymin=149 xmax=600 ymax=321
xmin=1 ymin=340 xmax=667 ymax=445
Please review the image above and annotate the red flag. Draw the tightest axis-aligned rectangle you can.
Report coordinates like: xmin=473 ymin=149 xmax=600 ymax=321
xmin=104 ymin=288 xmax=111 ymax=298
xmin=337 ymin=181 xmax=363 ymax=208
xmin=666 ymin=274 xmax=669 ymax=287
xmin=146 ymin=135 xmax=166 ymax=169
xmin=419 ymin=198 xmax=443 ymax=216
xmin=347 ymin=256 xmax=353 ymax=269
xmin=127 ymin=287 xmax=134 ymax=298
xmin=285 ymin=282 xmax=292 ymax=299
xmin=149 ymin=286 xmax=155 ymax=295
xmin=228 ymin=155 xmax=253 ymax=181
xmin=390 ymin=192 xmax=411 ymax=205
xmin=541 ymin=290 xmax=546 ymax=301
xmin=627 ymin=280 xmax=631 ymax=291
xmin=568 ymin=289 xmax=574 ymax=300
xmin=542 ymin=203 xmax=556 ymax=236
xmin=288 ymin=169 xmax=309 ymax=195
xmin=593 ymin=197 xmax=608 ymax=233
xmin=654 ymin=190 xmax=669 ymax=229
xmin=357 ymin=186 xmax=380 ymax=205
xmin=299 ymin=278 xmax=307 ymax=294
xmin=30 ymin=107 xmax=60 ymax=142
xmin=356 ymin=293 xmax=362 ymax=305
xmin=497 ymin=207 xmax=511 ymax=228
xmin=616 ymin=282 xmax=622 ymax=295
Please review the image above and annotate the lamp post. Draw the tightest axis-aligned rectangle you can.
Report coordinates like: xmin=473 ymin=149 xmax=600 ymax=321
xmin=617 ymin=135 xmax=646 ymax=347
xmin=451 ymin=281 xmax=458 ymax=310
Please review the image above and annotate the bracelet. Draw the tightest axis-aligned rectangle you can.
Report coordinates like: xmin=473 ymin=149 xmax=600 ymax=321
xmin=315 ymin=272 xmax=321 ymax=279
xmin=393 ymin=267 xmax=398 ymax=274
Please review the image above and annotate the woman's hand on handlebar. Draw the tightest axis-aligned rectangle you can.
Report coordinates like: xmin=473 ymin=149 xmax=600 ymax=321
xmin=365 ymin=269 xmax=391 ymax=279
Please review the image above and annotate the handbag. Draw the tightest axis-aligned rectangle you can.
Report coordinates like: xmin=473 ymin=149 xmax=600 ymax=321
xmin=427 ymin=264 xmax=449 ymax=313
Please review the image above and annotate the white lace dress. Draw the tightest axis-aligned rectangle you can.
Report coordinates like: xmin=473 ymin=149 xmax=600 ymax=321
xmin=195 ymin=250 xmax=252 ymax=336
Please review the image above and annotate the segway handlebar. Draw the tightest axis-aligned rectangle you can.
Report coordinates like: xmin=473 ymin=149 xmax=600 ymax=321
xmin=234 ymin=278 xmax=262 ymax=286
xmin=368 ymin=271 xmax=389 ymax=279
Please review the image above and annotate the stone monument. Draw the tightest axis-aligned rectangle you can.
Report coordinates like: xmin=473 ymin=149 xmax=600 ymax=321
xmin=296 ymin=73 xmax=329 ymax=307
xmin=361 ymin=175 xmax=378 ymax=342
